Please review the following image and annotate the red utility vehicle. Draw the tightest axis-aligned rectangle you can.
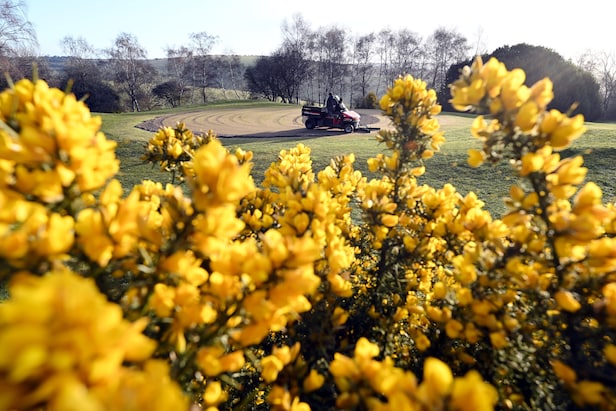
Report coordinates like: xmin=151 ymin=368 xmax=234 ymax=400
xmin=301 ymin=100 xmax=361 ymax=133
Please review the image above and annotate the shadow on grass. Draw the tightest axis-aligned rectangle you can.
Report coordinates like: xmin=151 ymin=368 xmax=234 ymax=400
xmin=216 ymin=127 xmax=355 ymax=139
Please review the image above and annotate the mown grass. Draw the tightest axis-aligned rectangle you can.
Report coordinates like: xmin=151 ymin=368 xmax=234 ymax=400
xmin=100 ymin=103 xmax=616 ymax=216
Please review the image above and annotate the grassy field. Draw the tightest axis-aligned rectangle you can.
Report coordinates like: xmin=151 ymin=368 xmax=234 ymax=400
xmin=100 ymin=103 xmax=616 ymax=216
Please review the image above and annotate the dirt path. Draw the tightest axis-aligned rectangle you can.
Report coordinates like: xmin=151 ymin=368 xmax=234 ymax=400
xmin=136 ymin=105 xmax=393 ymax=138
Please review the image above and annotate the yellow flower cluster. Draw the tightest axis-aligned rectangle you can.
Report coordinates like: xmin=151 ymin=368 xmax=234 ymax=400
xmin=76 ymin=179 xmax=144 ymax=266
xmin=184 ymin=136 xmax=255 ymax=209
xmin=451 ymin=57 xmax=586 ymax=167
xmin=0 ymin=78 xmax=119 ymax=273
xmin=343 ymin=71 xmax=514 ymax=396
xmin=258 ymin=342 xmax=326 ymax=411
xmin=255 ymin=143 xmax=358 ymax=295
xmin=317 ymin=153 xmax=363 ymax=238
xmin=552 ymin=360 xmax=616 ymax=408
xmin=357 ymin=177 xmax=398 ymax=248
xmin=0 ymin=270 xmax=187 ymax=410
xmin=0 ymin=76 xmax=337 ymax=409
xmin=329 ymin=337 xmax=497 ymax=410
xmin=142 ymin=122 xmax=210 ymax=182
xmin=0 ymin=78 xmax=118 ymax=202
xmin=0 ymin=77 xmax=324 ymax=408
xmin=378 ymin=74 xmax=445 ymax=161
xmin=0 ymin=190 xmax=73 ymax=268
xmin=72 ymin=176 xmax=196 ymax=271
xmin=445 ymin=56 xmax=616 ymax=408
xmin=228 ymin=230 xmax=322 ymax=347
xmin=138 ymin=138 xmax=331 ymax=406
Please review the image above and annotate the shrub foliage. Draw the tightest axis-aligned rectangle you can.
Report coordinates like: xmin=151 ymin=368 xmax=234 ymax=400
xmin=1 ymin=57 xmax=616 ymax=411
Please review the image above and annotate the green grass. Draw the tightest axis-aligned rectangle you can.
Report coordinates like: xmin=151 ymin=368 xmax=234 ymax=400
xmin=97 ymin=101 xmax=294 ymax=189
xmin=97 ymin=111 xmax=167 ymax=189
xmin=99 ymin=104 xmax=616 ymax=216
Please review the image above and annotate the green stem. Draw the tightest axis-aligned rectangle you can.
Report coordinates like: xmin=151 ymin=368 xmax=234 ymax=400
xmin=528 ymin=172 xmax=563 ymax=287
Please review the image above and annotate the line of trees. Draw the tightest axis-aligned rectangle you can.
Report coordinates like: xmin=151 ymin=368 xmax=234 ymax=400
xmin=244 ymin=15 xmax=470 ymax=110
xmin=53 ymin=32 xmax=248 ymax=113
xmin=0 ymin=2 xmax=250 ymax=113
xmin=242 ymin=14 xmax=615 ymax=121
xmin=1 ymin=2 xmax=616 ymax=120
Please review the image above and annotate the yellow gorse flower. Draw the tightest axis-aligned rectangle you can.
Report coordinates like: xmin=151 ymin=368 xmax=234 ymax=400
xmin=452 ymin=56 xmax=586 ymax=170
xmin=422 ymin=357 xmax=453 ymax=396
xmin=447 ymin=57 xmax=616 ymax=410
xmin=0 ymin=269 xmax=186 ymax=410
xmin=0 ymin=190 xmax=74 ymax=267
xmin=0 ymin=78 xmax=119 ymax=201
xmin=449 ymin=370 xmax=499 ymax=411
xmin=329 ymin=338 xmax=497 ymax=410
xmin=303 ymin=369 xmax=325 ymax=392
xmin=142 ymin=122 xmax=209 ymax=183
xmin=554 ymin=290 xmax=582 ymax=312
xmin=186 ymin=137 xmax=255 ymax=209
xmin=450 ymin=57 xmax=508 ymax=111
xmin=378 ymin=73 xmax=444 ymax=159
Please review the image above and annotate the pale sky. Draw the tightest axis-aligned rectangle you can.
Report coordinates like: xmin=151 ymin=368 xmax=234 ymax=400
xmin=26 ymin=0 xmax=614 ymax=61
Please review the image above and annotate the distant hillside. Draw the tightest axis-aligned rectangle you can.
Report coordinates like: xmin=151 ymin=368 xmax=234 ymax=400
xmin=45 ymin=56 xmax=70 ymax=73
xmin=42 ymin=55 xmax=261 ymax=76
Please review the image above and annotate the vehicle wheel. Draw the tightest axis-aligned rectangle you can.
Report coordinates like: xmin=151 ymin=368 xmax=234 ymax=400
xmin=344 ymin=124 xmax=354 ymax=133
xmin=305 ymin=118 xmax=316 ymax=129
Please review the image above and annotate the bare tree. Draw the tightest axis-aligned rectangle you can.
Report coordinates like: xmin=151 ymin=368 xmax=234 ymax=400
xmin=61 ymin=35 xmax=99 ymax=86
xmin=391 ymin=29 xmax=423 ymax=78
xmin=281 ymin=13 xmax=313 ymax=103
xmin=302 ymin=31 xmax=322 ymax=104
xmin=187 ymin=32 xmax=217 ymax=104
xmin=577 ymin=50 xmax=616 ymax=117
xmin=595 ymin=52 xmax=616 ymax=118
xmin=244 ymin=41 xmax=310 ymax=104
xmin=281 ymin=13 xmax=312 ymax=52
xmin=374 ymin=29 xmax=424 ymax=93
xmin=575 ymin=49 xmax=598 ymax=73
xmin=61 ymin=35 xmax=95 ymax=59
xmin=375 ymin=28 xmax=394 ymax=95
xmin=165 ymin=46 xmax=192 ymax=106
xmin=60 ymin=36 xmax=119 ymax=112
xmin=210 ymin=53 xmax=244 ymax=99
xmin=106 ymin=32 xmax=154 ymax=112
xmin=0 ymin=0 xmax=37 ymax=86
xmin=350 ymin=33 xmax=375 ymax=105
xmin=245 ymin=55 xmax=279 ymax=101
xmin=424 ymin=27 xmax=469 ymax=90
xmin=61 ymin=35 xmax=99 ymax=83
xmin=0 ymin=0 xmax=36 ymax=56
xmin=315 ymin=27 xmax=348 ymax=100
xmin=471 ymin=26 xmax=488 ymax=57
xmin=224 ymin=54 xmax=245 ymax=99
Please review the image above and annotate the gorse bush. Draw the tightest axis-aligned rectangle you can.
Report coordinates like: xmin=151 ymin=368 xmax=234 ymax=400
xmin=356 ymin=92 xmax=379 ymax=109
xmin=1 ymin=56 xmax=615 ymax=411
